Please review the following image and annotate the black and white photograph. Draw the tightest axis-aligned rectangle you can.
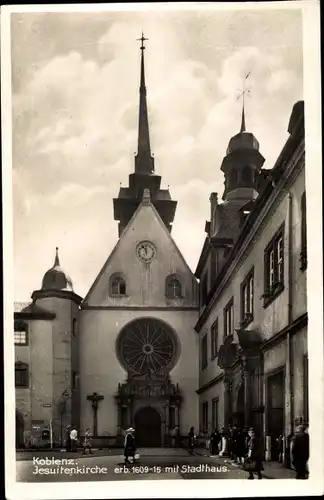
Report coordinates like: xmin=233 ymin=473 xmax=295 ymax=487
xmin=2 ymin=1 xmax=323 ymax=499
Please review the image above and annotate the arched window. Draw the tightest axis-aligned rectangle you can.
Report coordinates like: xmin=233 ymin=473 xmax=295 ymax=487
xmin=111 ymin=275 xmax=126 ymax=296
xmin=166 ymin=275 xmax=182 ymax=299
xmin=15 ymin=361 xmax=29 ymax=388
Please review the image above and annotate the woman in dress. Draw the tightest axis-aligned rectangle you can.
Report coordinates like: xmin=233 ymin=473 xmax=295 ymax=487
xmin=245 ymin=428 xmax=264 ymax=479
xmin=124 ymin=427 xmax=136 ymax=465
xmin=188 ymin=427 xmax=196 ymax=455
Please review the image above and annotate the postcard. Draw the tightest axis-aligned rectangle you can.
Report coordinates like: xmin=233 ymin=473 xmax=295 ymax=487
xmin=2 ymin=1 xmax=323 ymax=498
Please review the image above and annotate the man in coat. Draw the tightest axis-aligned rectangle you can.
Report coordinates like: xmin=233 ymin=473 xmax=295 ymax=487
xmin=291 ymin=425 xmax=309 ymax=479
xmin=124 ymin=427 xmax=136 ymax=465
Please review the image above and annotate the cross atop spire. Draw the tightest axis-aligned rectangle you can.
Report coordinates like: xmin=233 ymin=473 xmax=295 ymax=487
xmin=137 ymin=31 xmax=148 ymax=51
xmin=237 ymin=71 xmax=252 ymax=133
xmin=135 ymin=31 xmax=154 ymax=175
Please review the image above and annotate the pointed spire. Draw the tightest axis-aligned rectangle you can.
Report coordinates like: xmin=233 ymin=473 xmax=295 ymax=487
xmin=237 ymin=71 xmax=251 ymax=133
xmin=240 ymin=102 xmax=246 ymax=132
xmin=54 ymin=247 xmax=60 ymax=267
xmin=135 ymin=32 xmax=154 ymax=175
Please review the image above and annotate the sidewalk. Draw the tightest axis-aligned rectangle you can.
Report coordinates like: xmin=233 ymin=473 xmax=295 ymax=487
xmin=193 ymin=449 xmax=296 ymax=479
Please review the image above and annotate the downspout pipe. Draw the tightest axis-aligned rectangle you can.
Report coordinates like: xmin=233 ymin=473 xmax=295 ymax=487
xmin=286 ymin=191 xmax=294 ymax=465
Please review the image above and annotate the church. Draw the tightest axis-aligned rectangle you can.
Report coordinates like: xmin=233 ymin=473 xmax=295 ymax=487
xmin=14 ymin=36 xmax=200 ymax=449
xmin=14 ymin=36 xmax=307 ymax=457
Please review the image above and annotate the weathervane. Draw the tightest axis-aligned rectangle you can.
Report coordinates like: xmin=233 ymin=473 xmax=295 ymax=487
xmin=137 ymin=31 xmax=148 ymax=51
xmin=236 ymin=71 xmax=252 ymax=132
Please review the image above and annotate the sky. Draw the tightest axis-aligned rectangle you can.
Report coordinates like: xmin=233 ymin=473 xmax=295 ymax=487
xmin=11 ymin=6 xmax=304 ymax=302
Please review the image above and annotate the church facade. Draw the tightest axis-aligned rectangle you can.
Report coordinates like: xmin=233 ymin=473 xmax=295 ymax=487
xmin=14 ymin=38 xmax=200 ymax=448
xmin=14 ymin=39 xmax=307 ymax=455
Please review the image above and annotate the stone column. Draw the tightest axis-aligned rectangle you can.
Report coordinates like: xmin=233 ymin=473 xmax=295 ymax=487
xmin=224 ymin=376 xmax=232 ymax=428
xmin=116 ymin=402 xmax=122 ymax=436
xmin=175 ymin=405 xmax=180 ymax=443
xmin=244 ymin=368 xmax=251 ymax=427
xmin=165 ymin=404 xmax=169 ymax=446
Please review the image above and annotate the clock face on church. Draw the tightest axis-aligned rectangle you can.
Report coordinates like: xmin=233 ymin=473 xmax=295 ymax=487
xmin=136 ymin=241 xmax=156 ymax=263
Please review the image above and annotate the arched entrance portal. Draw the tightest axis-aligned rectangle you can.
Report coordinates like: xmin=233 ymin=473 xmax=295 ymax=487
xmin=16 ymin=411 xmax=25 ymax=449
xmin=134 ymin=407 xmax=161 ymax=447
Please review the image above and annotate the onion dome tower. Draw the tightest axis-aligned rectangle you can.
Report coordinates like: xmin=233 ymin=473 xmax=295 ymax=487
xmin=221 ymin=103 xmax=265 ymax=202
xmin=41 ymin=247 xmax=73 ymax=291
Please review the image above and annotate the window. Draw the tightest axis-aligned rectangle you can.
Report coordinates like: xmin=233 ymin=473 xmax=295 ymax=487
xmin=15 ymin=362 xmax=29 ymax=388
xmin=212 ymin=398 xmax=219 ymax=430
xmin=240 ymin=269 xmax=254 ymax=326
xmin=14 ymin=330 xmax=28 ymax=345
xmin=111 ymin=276 xmax=126 ymax=296
xmin=166 ymin=275 xmax=182 ymax=299
xmin=72 ymin=318 xmax=77 ymax=338
xmin=300 ymin=192 xmax=307 ymax=271
xmin=224 ymin=298 xmax=234 ymax=338
xmin=200 ymin=274 xmax=208 ymax=305
xmin=201 ymin=333 xmax=208 ymax=370
xmin=263 ymin=226 xmax=285 ymax=305
xmin=241 ymin=166 xmax=252 ymax=184
xmin=72 ymin=371 xmax=77 ymax=390
xmin=211 ymin=319 xmax=218 ymax=359
xmin=202 ymin=402 xmax=208 ymax=433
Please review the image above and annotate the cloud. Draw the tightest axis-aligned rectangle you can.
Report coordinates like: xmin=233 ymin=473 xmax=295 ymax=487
xmin=11 ymin=9 xmax=303 ymax=301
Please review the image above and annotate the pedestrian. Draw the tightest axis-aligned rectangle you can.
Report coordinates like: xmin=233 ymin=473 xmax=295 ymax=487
xmin=70 ymin=426 xmax=78 ymax=452
xmin=291 ymin=425 xmax=309 ymax=479
xmin=231 ymin=425 xmax=238 ymax=462
xmin=209 ymin=429 xmax=218 ymax=456
xmin=276 ymin=433 xmax=284 ymax=463
xmin=227 ymin=425 xmax=233 ymax=459
xmin=211 ymin=428 xmax=221 ymax=455
xmin=65 ymin=425 xmax=72 ymax=452
xmin=188 ymin=427 xmax=196 ymax=455
xmin=124 ymin=427 xmax=136 ymax=465
xmin=82 ymin=428 xmax=93 ymax=455
xmin=244 ymin=428 xmax=264 ymax=479
xmin=236 ymin=428 xmax=247 ymax=465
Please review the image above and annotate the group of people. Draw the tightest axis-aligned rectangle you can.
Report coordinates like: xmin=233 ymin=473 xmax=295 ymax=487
xmin=66 ymin=426 xmax=93 ymax=455
xmin=190 ymin=423 xmax=309 ymax=480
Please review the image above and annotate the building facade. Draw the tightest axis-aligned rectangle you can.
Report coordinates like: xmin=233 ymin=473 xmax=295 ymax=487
xmin=14 ymin=40 xmax=307 ymax=456
xmin=195 ymin=100 xmax=307 ymax=460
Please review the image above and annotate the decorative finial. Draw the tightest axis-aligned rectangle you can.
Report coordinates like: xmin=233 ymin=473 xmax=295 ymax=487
xmin=137 ymin=31 xmax=148 ymax=51
xmin=54 ymin=247 xmax=60 ymax=267
xmin=237 ymin=71 xmax=252 ymax=133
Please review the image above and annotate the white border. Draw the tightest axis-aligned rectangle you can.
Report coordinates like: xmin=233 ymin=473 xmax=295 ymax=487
xmin=2 ymin=1 xmax=323 ymax=499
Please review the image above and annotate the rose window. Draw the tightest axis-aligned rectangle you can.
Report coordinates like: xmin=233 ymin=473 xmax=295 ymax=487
xmin=117 ymin=318 xmax=177 ymax=374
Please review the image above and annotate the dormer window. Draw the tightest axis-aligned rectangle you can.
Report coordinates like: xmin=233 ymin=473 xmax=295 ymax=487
xmin=110 ymin=275 xmax=126 ymax=296
xmin=166 ymin=275 xmax=182 ymax=299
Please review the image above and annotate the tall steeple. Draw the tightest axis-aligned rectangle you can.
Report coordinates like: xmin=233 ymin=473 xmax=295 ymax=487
xmin=135 ymin=32 xmax=154 ymax=175
xmin=113 ymin=34 xmax=177 ymax=237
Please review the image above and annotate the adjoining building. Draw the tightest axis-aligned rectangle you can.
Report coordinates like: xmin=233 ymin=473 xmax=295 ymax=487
xmin=194 ymin=100 xmax=307 ymax=462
